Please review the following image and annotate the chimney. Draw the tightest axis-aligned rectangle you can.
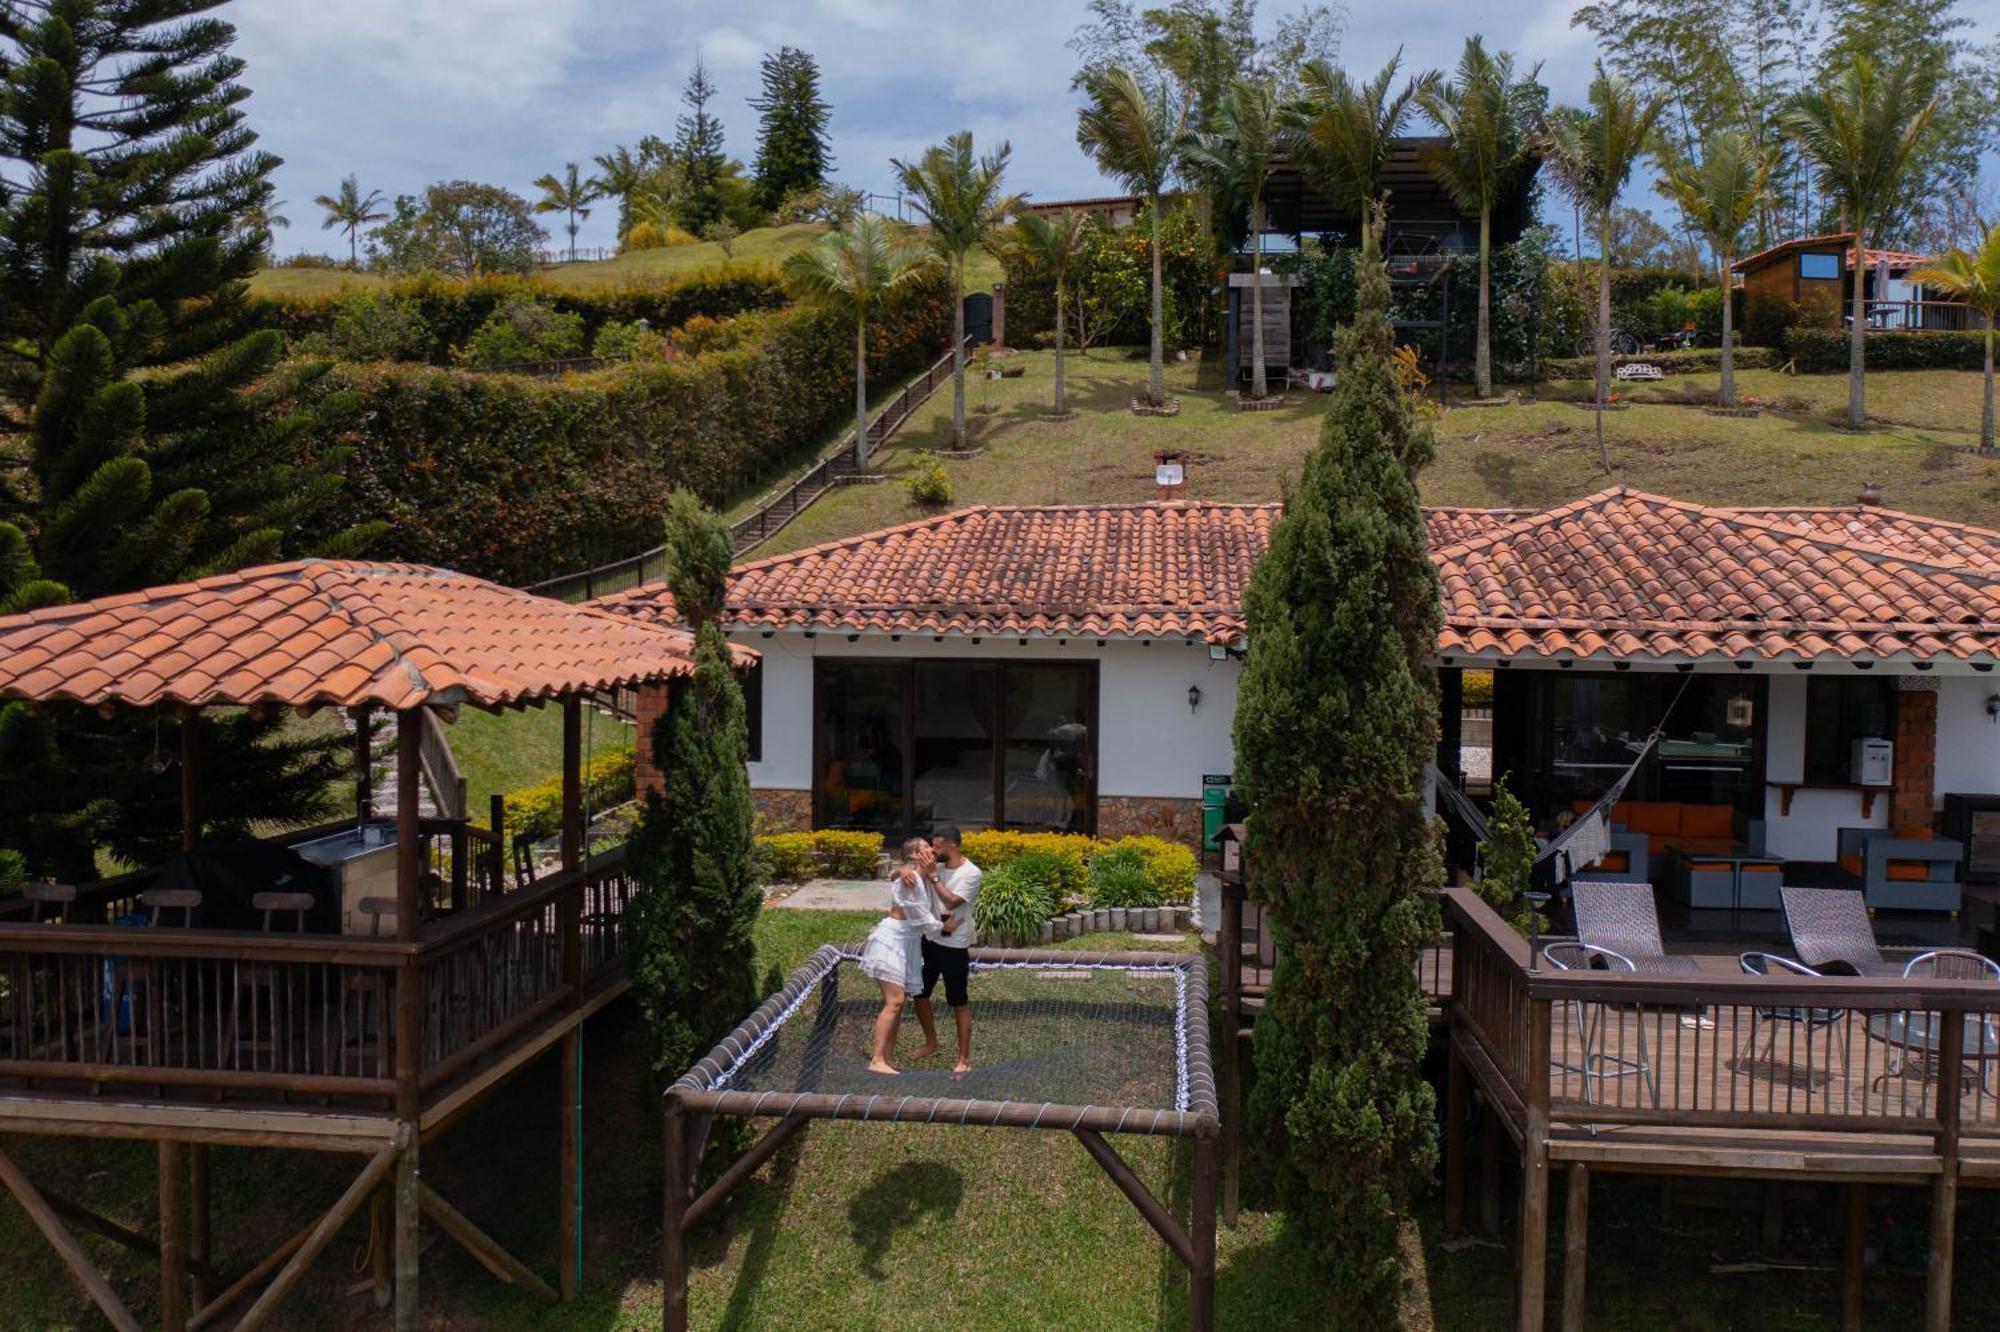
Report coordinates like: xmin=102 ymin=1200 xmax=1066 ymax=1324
xmin=1154 ymin=449 xmax=1188 ymax=501
xmin=1858 ymin=480 xmax=1881 ymax=506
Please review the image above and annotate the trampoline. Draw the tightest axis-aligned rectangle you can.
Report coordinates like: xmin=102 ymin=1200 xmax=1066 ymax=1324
xmin=662 ymin=945 xmax=1220 ymax=1331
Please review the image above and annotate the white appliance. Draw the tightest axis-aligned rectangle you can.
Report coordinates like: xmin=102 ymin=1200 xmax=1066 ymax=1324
xmin=1850 ymin=738 xmax=1894 ymax=787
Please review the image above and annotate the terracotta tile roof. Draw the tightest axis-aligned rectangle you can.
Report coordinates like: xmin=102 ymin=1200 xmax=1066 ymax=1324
xmin=0 ymin=560 xmax=744 ymax=712
xmin=1433 ymin=490 xmax=2000 ymax=662
xmin=593 ymin=490 xmax=2000 ymax=665
xmin=1732 ymin=232 xmax=1930 ymax=274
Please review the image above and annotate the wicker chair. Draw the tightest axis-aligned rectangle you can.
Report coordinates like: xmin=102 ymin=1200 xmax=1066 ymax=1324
xmin=1542 ymin=941 xmax=1660 ymax=1110
xmin=1571 ymin=882 xmax=1700 ymax=975
xmin=1780 ymin=886 xmax=1900 ymax=977
xmin=1902 ymin=948 xmax=2000 ymax=982
xmin=1736 ymin=952 xmax=1848 ymax=1085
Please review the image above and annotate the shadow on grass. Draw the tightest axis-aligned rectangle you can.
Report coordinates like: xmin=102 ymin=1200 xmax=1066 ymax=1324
xmin=845 ymin=1160 xmax=963 ymax=1279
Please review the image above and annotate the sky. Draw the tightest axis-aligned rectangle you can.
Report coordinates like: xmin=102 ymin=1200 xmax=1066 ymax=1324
xmin=233 ymin=0 xmax=2000 ymax=259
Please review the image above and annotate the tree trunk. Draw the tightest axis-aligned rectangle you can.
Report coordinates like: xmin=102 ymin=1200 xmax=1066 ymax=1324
xmin=1984 ymin=314 xmax=1995 ymax=454
xmin=1847 ymin=232 xmax=1867 ymax=429
xmin=350 ymin=228 xmax=359 ymax=270
xmin=1476 ymin=207 xmax=1493 ymax=399
xmin=1596 ymin=209 xmax=1614 ymax=475
xmin=1148 ymin=197 xmax=1166 ymax=406
xmin=1249 ymin=198 xmax=1267 ymax=401
xmin=854 ymin=317 xmax=869 ymax=473
xmin=1053 ymin=277 xmax=1067 ymax=415
xmin=1719 ymin=251 xmax=1736 ymax=408
xmin=951 ymin=266 xmax=967 ymax=447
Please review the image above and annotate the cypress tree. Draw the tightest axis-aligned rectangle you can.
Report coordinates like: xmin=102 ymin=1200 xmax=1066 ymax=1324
xmin=750 ymin=46 xmax=834 ymax=212
xmin=626 ymin=492 xmax=760 ymax=1087
xmin=1231 ymin=205 xmax=1443 ymax=1326
xmin=0 ymin=0 xmax=377 ymax=880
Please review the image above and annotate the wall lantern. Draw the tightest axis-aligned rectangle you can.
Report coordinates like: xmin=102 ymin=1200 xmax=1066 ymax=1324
xmin=1188 ymin=685 xmax=1202 ymax=714
xmin=1988 ymin=694 xmax=2000 ymax=723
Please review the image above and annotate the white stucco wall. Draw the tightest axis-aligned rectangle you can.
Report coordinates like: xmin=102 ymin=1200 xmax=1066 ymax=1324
xmin=1936 ymin=676 xmax=2000 ymax=804
xmin=734 ymin=630 xmax=1242 ymax=803
xmin=1757 ymin=674 xmax=1884 ymax=860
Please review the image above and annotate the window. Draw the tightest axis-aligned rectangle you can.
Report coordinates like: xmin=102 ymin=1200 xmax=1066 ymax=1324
xmin=743 ymin=658 xmax=764 ymax=763
xmin=1803 ymin=677 xmax=1894 ymax=785
xmin=1798 ymin=252 xmax=1841 ymax=281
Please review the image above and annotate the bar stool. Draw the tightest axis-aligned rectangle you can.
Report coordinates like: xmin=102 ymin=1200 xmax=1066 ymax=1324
xmin=223 ymin=892 xmax=315 ymax=1074
xmin=339 ymin=898 xmax=397 ymax=1077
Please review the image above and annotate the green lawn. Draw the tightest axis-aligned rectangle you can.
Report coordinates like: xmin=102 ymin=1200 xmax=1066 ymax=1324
xmin=745 ymin=349 xmax=2000 ymax=559
xmin=444 ymin=704 xmax=633 ymax=816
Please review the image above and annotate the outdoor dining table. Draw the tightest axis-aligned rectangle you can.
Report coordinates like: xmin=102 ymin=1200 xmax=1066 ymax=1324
xmin=1864 ymin=1010 xmax=2000 ymax=1094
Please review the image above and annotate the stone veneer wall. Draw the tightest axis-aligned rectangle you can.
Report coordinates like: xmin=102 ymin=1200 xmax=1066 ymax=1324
xmin=1892 ymin=683 xmax=1939 ymax=832
xmin=751 ymin=789 xmax=812 ymax=835
xmin=633 ymin=681 xmax=667 ymax=792
xmin=1098 ymin=796 xmax=1203 ymax=849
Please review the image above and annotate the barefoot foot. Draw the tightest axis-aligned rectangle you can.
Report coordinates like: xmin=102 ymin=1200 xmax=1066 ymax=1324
xmin=953 ymin=1061 xmax=973 ymax=1075
xmin=911 ymin=1042 xmax=941 ymax=1061
xmin=867 ymin=1060 xmax=900 ymax=1075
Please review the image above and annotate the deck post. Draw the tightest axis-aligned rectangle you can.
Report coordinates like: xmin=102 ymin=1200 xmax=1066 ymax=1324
xmin=1560 ymin=1164 xmax=1588 ymax=1332
xmin=188 ymin=1144 xmax=210 ymax=1309
xmin=561 ymin=695 xmax=583 ymax=872
xmin=393 ymin=709 xmax=424 ymax=1329
xmin=559 ymin=1027 xmax=581 ymax=1300
xmin=1480 ymin=1095 xmax=1502 ymax=1238
xmin=1444 ymin=1035 xmax=1467 ymax=1237
xmin=1218 ymin=877 xmax=1242 ymax=1226
xmin=370 ymin=1188 xmax=392 ymax=1308
xmin=1842 ymin=1183 xmax=1867 ymax=1331
xmin=1190 ymin=1128 xmax=1217 ymax=1332
xmin=1518 ymin=998 xmax=1552 ymax=1332
xmin=354 ymin=706 xmax=374 ymax=821
xmin=394 ymin=1143 xmax=420 ymax=1330
xmin=159 ymin=1139 xmax=187 ymax=1332
xmin=1925 ymin=1012 xmax=1963 ymax=1332
xmin=663 ymin=1095 xmax=689 ymax=1332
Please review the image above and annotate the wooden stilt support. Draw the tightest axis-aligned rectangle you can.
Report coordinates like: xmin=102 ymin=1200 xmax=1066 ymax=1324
xmin=188 ymin=1143 xmax=210 ymax=1310
xmin=370 ymin=1187 xmax=392 ymax=1309
xmin=394 ymin=1141 xmax=420 ymax=1330
xmin=39 ymin=1190 xmax=216 ymax=1284
xmin=1189 ymin=1129 xmax=1218 ymax=1332
xmin=664 ymin=1097 xmax=690 ymax=1332
xmin=1480 ymin=1095 xmax=1501 ymax=1238
xmin=236 ymin=1142 xmax=401 ymax=1332
xmin=683 ymin=1114 xmax=811 ymax=1231
xmin=1517 ymin=1000 xmax=1552 ymax=1332
xmin=1444 ymin=1038 xmax=1467 ymax=1237
xmin=1925 ymin=1014 xmax=1962 ymax=1332
xmin=1761 ymin=1181 xmax=1784 ymax=1250
xmin=159 ymin=1139 xmax=187 ymax=1332
xmin=419 ymin=1182 xmax=559 ymax=1303
xmin=559 ymin=1027 xmax=581 ymax=1300
xmin=1073 ymin=1129 xmax=1195 ymax=1268
xmin=1842 ymin=1183 xmax=1867 ymax=1332
xmin=187 ymin=1217 xmax=315 ymax=1332
xmin=1560 ymin=1164 xmax=1588 ymax=1332
xmin=0 ymin=1142 xmax=143 ymax=1332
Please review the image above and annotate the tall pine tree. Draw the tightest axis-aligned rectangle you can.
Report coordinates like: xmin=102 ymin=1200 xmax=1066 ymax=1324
xmin=673 ymin=57 xmax=729 ymax=234
xmin=0 ymin=0 xmax=376 ymax=879
xmin=1232 ymin=206 xmax=1443 ymax=1327
xmin=625 ymin=492 xmax=759 ymax=1088
xmin=750 ymin=46 xmax=833 ymax=213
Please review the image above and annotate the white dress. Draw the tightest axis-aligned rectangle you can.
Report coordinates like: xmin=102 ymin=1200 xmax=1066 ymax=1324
xmin=858 ymin=871 xmax=938 ymax=993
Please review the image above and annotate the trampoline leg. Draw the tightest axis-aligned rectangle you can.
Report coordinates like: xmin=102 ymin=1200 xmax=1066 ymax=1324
xmin=1190 ymin=1131 xmax=1217 ymax=1332
xmin=663 ymin=1099 xmax=688 ymax=1332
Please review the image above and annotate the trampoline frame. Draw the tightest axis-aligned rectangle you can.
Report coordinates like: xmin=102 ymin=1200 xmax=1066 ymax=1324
xmin=662 ymin=945 xmax=1220 ymax=1332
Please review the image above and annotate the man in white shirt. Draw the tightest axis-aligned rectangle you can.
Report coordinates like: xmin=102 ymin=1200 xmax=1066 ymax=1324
xmin=913 ymin=826 xmax=982 ymax=1073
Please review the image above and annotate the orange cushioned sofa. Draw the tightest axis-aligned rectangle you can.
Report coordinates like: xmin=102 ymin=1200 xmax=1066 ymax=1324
xmin=1835 ymin=825 xmax=1962 ymax=914
xmin=1572 ymin=800 xmax=1749 ymax=881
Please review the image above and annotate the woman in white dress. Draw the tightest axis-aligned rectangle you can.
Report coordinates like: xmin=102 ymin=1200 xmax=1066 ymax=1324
xmin=858 ymin=838 xmax=939 ymax=1074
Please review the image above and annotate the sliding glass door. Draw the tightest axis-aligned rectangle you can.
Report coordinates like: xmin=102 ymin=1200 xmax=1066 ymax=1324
xmin=814 ymin=658 xmax=1096 ymax=834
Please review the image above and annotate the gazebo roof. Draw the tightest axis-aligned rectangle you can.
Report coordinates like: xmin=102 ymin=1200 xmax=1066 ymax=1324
xmin=0 ymin=559 xmax=749 ymax=712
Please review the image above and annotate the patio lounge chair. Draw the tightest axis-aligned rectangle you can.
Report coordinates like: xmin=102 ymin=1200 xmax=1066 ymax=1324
xmin=1543 ymin=941 xmax=1660 ymax=1109
xmin=1570 ymin=882 xmax=1700 ymax=976
xmin=1736 ymin=952 xmax=1848 ymax=1084
xmin=1779 ymin=886 xmax=1901 ymax=977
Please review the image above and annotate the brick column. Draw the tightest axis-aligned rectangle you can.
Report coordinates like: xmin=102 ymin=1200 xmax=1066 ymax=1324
xmin=1891 ymin=683 xmax=1938 ymax=832
xmin=991 ymin=282 xmax=1007 ymax=350
xmin=634 ymin=681 xmax=668 ymax=794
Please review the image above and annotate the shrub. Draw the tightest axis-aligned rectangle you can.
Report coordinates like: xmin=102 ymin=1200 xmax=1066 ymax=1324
xmin=753 ymin=829 xmax=884 ymax=882
xmin=484 ymin=746 xmax=637 ymax=843
xmin=1098 ymin=836 xmax=1198 ymax=901
xmin=296 ymin=273 xmax=952 ymax=583
xmin=957 ymin=831 xmax=1093 ymax=895
xmin=1743 ymin=289 xmax=1807 ymax=348
xmin=0 ymin=848 xmax=25 ymax=892
xmin=625 ymin=221 xmax=700 ymax=251
xmin=309 ymin=290 xmax=433 ymax=363
xmin=591 ymin=318 xmax=672 ymax=362
xmin=1461 ymin=669 xmax=1495 ymax=708
xmin=973 ymin=860 xmax=1062 ymax=941
xmin=1785 ymin=327 xmax=1989 ymax=373
xmin=904 ymin=451 xmax=953 ymax=507
xmin=1086 ymin=844 xmax=1162 ymax=908
xmin=271 ymin=252 xmax=343 ymax=270
xmin=453 ymin=296 xmax=587 ymax=368
xmin=1541 ymin=345 xmax=1774 ymax=380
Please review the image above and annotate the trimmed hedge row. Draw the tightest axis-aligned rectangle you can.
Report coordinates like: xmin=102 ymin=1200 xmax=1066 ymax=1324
xmin=756 ymin=831 xmax=884 ymax=882
xmin=260 ymin=265 xmax=791 ymax=365
xmin=298 ymin=274 xmax=952 ymax=584
xmin=1784 ymin=327 xmax=1991 ymax=373
xmin=483 ymin=746 xmax=637 ymax=843
xmin=1542 ymin=345 xmax=1776 ymax=380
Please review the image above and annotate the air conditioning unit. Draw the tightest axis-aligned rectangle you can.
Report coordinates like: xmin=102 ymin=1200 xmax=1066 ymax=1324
xmin=1851 ymin=738 xmax=1893 ymax=787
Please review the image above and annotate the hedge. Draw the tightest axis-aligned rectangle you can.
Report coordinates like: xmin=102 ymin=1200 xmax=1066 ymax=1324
xmin=756 ymin=830 xmax=884 ymax=883
xmin=483 ymin=746 xmax=637 ymax=844
xmin=297 ymin=273 xmax=952 ymax=584
xmin=1542 ymin=345 xmax=1775 ymax=381
xmin=956 ymin=830 xmax=1197 ymax=910
xmin=260 ymin=265 xmax=791 ymax=365
xmin=1784 ymin=327 xmax=1991 ymax=374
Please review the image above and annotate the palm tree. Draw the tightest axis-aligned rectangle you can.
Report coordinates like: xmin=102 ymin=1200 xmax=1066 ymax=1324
xmin=1661 ymin=130 xmax=1775 ymax=407
xmin=1009 ymin=209 xmax=1091 ymax=416
xmin=1545 ymin=64 xmax=1667 ymax=473
xmin=1910 ymin=225 xmax=2000 ymax=452
xmin=533 ymin=163 xmax=600 ymax=260
xmin=1183 ymin=78 xmax=1291 ymax=401
xmin=1418 ymin=38 xmax=1542 ymax=400
xmin=314 ymin=175 xmax=387 ymax=269
xmin=1292 ymin=52 xmax=1431 ymax=222
xmin=891 ymin=132 xmax=1018 ymax=449
xmin=592 ymin=146 xmax=652 ymax=247
xmin=1784 ymin=54 xmax=1940 ymax=430
xmin=783 ymin=214 xmax=934 ymax=471
xmin=1077 ymin=66 xmax=1183 ymax=409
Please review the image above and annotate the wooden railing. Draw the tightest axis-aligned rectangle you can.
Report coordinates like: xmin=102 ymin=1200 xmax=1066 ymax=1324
xmin=0 ymin=846 xmax=636 ymax=1113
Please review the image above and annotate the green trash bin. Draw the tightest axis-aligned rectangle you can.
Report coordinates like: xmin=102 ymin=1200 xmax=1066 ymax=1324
xmin=1201 ymin=774 xmax=1233 ymax=850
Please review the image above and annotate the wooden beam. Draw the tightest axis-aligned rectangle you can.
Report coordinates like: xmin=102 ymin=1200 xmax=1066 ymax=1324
xmin=187 ymin=1217 xmax=314 ymax=1331
xmin=160 ymin=1140 xmax=187 ymax=1332
xmin=418 ymin=1181 xmax=559 ymax=1304
xmin=1518 ymin=1000 xmax=1552 ymax=1332
xmin=664 ymin=1099 xmax=690 ymax=1332
xmin=1843 ymin=1183 xmax=1867 ymax=1332
xmin=394 ymin=709 xmax=422 ymax=946
xmin=0 ymin=1141 xmax=143 ymax=1332
xmin=1561 ymin=1164 xmax=1588 ymax=1332
xmin=354 ymin=706 xmax=374 ymax=822
xmin=560 ymin=696 xmax=583 ymax=871
xmin=180 ymin=712 xmax=200 ymax=852
xmin=370 ymin=1188 xmax=392 ymax=1310
xmin=559 ymin=1028 xmax=581 ymax=1300
xmin=1189 ymin=1131 xmax=1217 ymax=1332
xmin=1444 ymin=1037 xmax=1467 ymax=1237
xmin=1072 ymin=1129 xmax=1195 ymax=1269
xmin=395 ymin=1142 xmax=420 ymax=1330
xmin=1481 ymin=1096 xmax=1502 ymax=1238
xmin=1925 ymin=1014 xmax=1962 ymax=1332
xmin=235 ymin=1141 xmax=401 ymax=1332
xmin=681 ymin=1114 xmax=811 ymax=1232
xmin=34 ymin=1190 xmax=217 ymax=1284
xmin=189 ymin=1144 xmax=210 ymax=1310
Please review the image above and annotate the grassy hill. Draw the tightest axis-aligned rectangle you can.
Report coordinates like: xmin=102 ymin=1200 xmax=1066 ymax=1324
xmin=746 ymin=350 xmax=2000 ymax=558
xmin=251 ymin=222 xmax=1002 ymax=299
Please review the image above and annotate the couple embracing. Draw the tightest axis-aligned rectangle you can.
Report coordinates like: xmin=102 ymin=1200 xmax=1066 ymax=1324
xmin=857 ymin=827 xmax=982 ymax=1076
